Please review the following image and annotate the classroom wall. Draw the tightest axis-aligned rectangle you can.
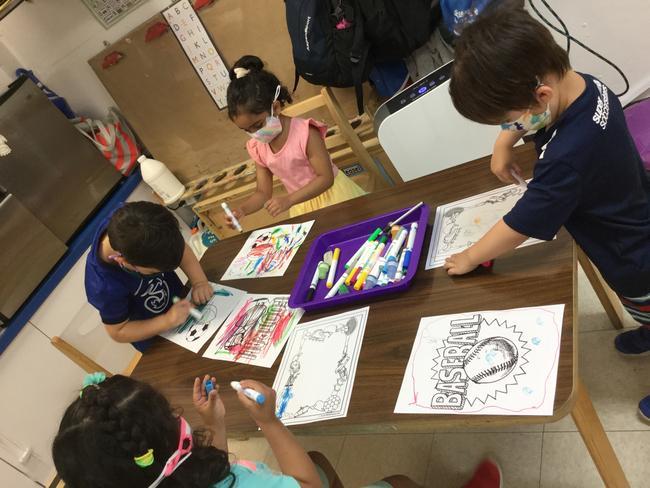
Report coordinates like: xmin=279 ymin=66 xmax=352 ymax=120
xmin=0 ymin=0 xmax=648 ymax=123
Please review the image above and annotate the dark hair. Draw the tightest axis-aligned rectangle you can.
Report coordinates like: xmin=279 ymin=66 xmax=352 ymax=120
xmin=107 ymin=201 xmax=185 ymax=270
xmin=52 ymin=375 xmax=233 ymax=488
xmin=226 ymin=55 xmax=292 ymax=119
xmin=449 ymin=4 xmax=571 ymax=124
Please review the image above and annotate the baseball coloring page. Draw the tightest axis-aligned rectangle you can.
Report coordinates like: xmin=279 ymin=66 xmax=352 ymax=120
xmin=425 ymin=183 xmax=547 ymax=269
xmin=395 ymin=305 xmax=564 ymax=416
xmin=160 ymin=283 xmax=246 ymax=353
xmin=272 ymin=307 xmax=369 ymax=426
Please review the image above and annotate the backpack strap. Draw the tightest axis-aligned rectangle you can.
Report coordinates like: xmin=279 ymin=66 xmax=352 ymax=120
xmin=292 ymin=68 xmax=300 ymax=94
xmin=349 ymin=0 xmax=369 ymax=115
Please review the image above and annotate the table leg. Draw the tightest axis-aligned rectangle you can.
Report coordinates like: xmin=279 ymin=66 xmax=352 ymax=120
xmin=571 ymin=379 xmax=629 ymax=488
xmin=577 ymin=247 xmax=625 ymax=330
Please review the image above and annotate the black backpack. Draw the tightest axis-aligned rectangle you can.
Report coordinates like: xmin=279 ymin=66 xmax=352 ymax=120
xmin=285 ymin=0 xmax=433 ymax=115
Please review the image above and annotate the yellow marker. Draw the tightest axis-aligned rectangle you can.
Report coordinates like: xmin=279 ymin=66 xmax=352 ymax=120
xmin=326 ymin=248 xmax=340 ymax=288
xmin=353 ymin=236 xmax=387 ymax=290
xmin=390 ymin=224 xmax=402 ymax=239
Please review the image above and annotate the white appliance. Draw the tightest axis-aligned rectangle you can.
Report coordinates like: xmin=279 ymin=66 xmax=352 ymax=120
xmin=375 ymin=61 xmax=504 ymax=182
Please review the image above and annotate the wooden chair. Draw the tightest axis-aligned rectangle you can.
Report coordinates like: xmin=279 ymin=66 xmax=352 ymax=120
xmin=308 ymin=451 xmax=422 ymax=488
xmin=50 ymin=336 xmax=141 ymax=376
xmin=182 ymin=87 xmax=402 ymax=239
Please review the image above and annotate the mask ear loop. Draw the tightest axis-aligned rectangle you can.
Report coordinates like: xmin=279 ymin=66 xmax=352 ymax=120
xmin=270 ymin=85 xmax=281 ymax=118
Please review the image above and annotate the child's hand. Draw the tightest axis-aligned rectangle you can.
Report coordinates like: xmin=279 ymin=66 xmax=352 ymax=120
xmin=225 ymin=207 xmax=245 ymax=229
xmin=193 ymin=375 xmax=226 ymax=427
xmin=264 ymin=196 xmax=292 ymax=217
xmin=235 ymin=380 xmax=278 ymax=426
xmin=166 ymin=299 xmax=191 ymax=328
xmin=191 ymin=281 xmax=213 ymax=305
xmin=444 ymin=251 xmax=479 ymax=276
xmin=491 ymin=144 xmax=522 ymax=184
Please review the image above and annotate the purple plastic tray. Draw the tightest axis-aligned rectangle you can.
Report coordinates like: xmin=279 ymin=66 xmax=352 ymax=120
xmin=288 ymin=204 xmax=430 ymax=311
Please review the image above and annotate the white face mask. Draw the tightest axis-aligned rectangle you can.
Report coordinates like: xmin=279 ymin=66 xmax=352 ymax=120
xmin=249 ymin=85 xmax=282 ymax=144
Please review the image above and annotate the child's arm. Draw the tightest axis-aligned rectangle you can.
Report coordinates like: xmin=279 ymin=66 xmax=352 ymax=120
xmin=178 ymin=243 xmax=212 ymax=304
xmin=444 ymin=219 xmax=528 ymax=275
xmin=192 ymin=375 xmax=228 ymax=452
xmin=492 ymin=130 xmax=527 ymax=183
xmin=103 ymin=299 xmax=191 ymax=342
xmin=265 ymin=127 xmax=335 ymax=217
xmin=226 ymin=166 xmax=274 ymax=227
xmin=237 ymin=380 xmax=321 ymax=488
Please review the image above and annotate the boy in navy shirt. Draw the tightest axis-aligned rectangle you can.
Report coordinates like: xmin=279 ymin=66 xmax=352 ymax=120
xmin=444 ymin=6 xmax=650 ymax=415
xmin=85 ymin=201 xmax=214 ymax=351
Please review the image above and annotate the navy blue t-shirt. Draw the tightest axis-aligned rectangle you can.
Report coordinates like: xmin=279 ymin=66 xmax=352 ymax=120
xmin=85 ymin=217 xmax=185 ymax=351
xmin=504 ymin=74 xmax=650 ymax=297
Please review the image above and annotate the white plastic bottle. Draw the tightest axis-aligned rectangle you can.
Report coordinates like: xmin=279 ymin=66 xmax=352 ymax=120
xmin=138 ymin=155 xmax=186 ymax=206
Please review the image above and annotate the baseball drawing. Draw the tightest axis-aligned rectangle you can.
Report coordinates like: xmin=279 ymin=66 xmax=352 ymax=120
xmin=463 ymin=337 xmax=518 ymax=384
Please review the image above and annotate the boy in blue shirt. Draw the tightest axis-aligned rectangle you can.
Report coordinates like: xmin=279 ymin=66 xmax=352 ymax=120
xmin=85 ymin=201 xmax=214 ymax=351
xmin=443 ymin=6 xmax=650 ymax=415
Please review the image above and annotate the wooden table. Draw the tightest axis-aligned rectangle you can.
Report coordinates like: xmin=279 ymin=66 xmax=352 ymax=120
xmin=133 ymin=144 xmax=629 ymax=487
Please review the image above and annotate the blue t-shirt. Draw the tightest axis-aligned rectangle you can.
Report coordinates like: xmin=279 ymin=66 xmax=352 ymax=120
xmin=84 ymin=217 xmax=185 ymax=350
xmin=504 ymin=73 xmax=650 ymax=297
xmin=214 ymin=462 xmax=299 ymax=488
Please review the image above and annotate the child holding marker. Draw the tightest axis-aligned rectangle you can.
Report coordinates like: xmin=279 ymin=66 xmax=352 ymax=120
xmin=53 ymin=373 xmax=321 ymax=488
xmin=443 ymin=5 xmax=650 ymax=413
xmin=224 ymin=55 xmax=366 ymax=226
xmin=85 ymin=202 xmax=213 ymax=351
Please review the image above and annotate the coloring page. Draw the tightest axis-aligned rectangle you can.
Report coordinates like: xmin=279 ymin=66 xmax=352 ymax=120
xmin=395 ymin=305 xmax=564 ymax=415
xmin=160 ymin=283 xmax=246 ymax=353
xmin=425 ymin=183 xmax=547 ymax=269
xmin=203 ymin=294 xmax=304 ymax=368
xmin=272 ymin=307 xmax=369 ymax=426
xmin=221 ymin=221 xmax=314 ymax=280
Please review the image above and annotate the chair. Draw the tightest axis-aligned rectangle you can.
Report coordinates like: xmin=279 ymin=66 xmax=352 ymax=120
xmin=182 ymin=87 xmax=403 ymax=239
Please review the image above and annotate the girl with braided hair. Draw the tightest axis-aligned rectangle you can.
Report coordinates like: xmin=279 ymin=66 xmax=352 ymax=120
xmin=52 ymin=374 xmax=320 ymax=488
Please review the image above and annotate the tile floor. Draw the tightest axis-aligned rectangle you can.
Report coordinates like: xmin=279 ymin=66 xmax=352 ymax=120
xmin=227 ymin=267 xmax=650 ymax=487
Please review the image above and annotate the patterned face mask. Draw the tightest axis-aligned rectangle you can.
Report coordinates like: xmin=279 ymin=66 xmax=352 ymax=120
xmin=500 ymin=104 xmax=552 ymax=132
xmin=249 ymin=85 xmax=283 ymax=144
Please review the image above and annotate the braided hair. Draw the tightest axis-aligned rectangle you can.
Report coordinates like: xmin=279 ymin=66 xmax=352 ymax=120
xmin=52 ymin=375 xmax=233 ymax=488
xmin=226 ymin=55 xmax=292 ymax=120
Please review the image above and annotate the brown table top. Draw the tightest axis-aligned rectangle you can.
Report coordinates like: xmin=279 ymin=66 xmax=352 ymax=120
xmin=133 ymin=144 xmax=577 ymax=435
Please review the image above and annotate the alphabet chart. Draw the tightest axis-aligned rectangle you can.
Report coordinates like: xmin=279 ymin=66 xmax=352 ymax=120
xmin=163 ymin=0 xmax=229 ymax=109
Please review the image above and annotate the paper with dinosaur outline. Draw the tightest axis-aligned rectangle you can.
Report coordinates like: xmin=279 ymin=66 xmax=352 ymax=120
xmin=425 ymin=182 xmax=548 ymax=269
xmin=395 ymin=305 xmax=564 ymax=415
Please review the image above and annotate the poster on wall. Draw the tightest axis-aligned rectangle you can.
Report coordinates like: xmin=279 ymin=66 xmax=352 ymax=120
xmin=82 ymin=0 xmax=148 ymax=29
xmin=163 ymin=0 xmax=230 ymax=109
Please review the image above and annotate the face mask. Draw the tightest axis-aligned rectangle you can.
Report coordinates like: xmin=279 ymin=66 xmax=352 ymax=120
xmin=249 ymin=85 xmax=282 ymax=144
xmin=501 ymin=104 xmax=551 ymax=132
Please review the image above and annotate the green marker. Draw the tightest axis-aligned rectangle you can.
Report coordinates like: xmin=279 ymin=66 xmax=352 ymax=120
xmin=344 ymin=228 xmax=381 ymax=270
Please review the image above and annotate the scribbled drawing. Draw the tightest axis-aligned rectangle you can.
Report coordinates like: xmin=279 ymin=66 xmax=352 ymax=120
xmin=272 ymin=307 xmax=369 ymax=426
xmin=203 ymin=295 xmax=304 ymax=368
xmin=395 ymin=305 xmax=564 ymax=416
xmin=426 ymin=183 xmax=549 ymax=269
xmin=221 ymin=221 xmax=315 ymax=280
xmin=160 ymin=284 xmax=246 ymax=353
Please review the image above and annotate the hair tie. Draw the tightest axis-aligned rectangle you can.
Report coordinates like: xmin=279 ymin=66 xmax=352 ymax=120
xmin=134 ymin=449 xmax=155 ymax=468
xmin=234 ymin=67 xmax=250 ymax=79
xmin=79 ymin=372 xmax=107 ymax=398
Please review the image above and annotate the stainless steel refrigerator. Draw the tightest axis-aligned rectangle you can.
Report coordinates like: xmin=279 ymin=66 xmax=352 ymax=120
xmin=0 ymin=77 xmax=122 ymax=324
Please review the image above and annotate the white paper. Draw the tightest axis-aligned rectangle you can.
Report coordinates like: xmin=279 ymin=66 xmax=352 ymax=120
xmin=272 ymin=307 xmax=369 ymax=426
xmin=202 ymin=294 xmax=304 ymax=368
xmin=160 ymin=283 xmax=245 ymax=353
xmin=395 ymin=305 xmax=564 ymax=416
xmin=425 ymin=183 xmax=546 ymax=269
xmin=221 ymin=221 xmax=314 ymax=280
xmin=163 ymin=0 xmax=230 ymax=109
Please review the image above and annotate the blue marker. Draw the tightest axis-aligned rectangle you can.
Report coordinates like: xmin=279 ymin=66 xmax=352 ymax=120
xmin=276 ymin=386 xmax=293 ymax=418
xmin=231 ymin=381 xmax=265 ymax=405
xmin=401 ymin=223 xmax=418 ymax=273
xmin=205 ymin=379 xmax=215 ymax=395
xmin=383 ymin=227 xmax=408 ymax=276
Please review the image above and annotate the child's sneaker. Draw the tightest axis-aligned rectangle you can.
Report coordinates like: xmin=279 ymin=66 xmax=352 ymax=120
xmin=639 ymin=395 xmax=650 ymax=423
xmin=614 ymin=326 xmax=650 ymax=356
xmin=463 ymin=459 xmax=502 ymax=488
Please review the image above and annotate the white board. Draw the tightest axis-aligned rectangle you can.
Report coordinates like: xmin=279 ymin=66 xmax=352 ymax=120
xmin=395 ymin=305 xmax=564 ymax=416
